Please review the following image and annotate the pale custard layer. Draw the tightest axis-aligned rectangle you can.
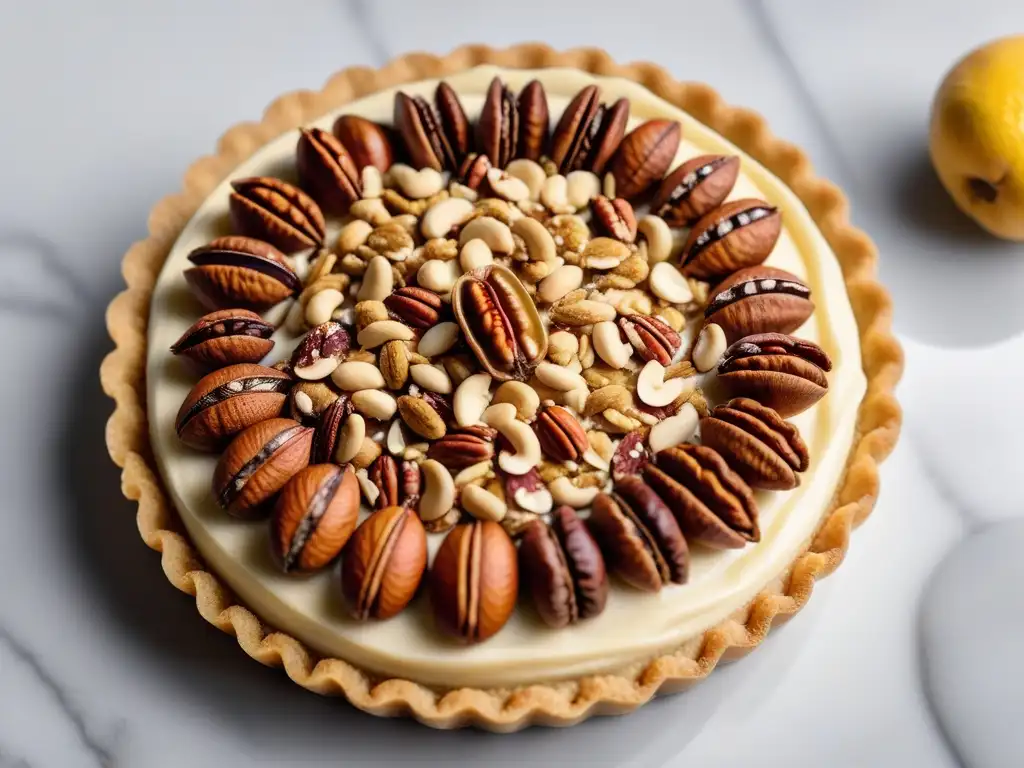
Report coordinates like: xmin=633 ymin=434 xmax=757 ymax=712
xmin=145 ymin=66 xmax=866 ymax=689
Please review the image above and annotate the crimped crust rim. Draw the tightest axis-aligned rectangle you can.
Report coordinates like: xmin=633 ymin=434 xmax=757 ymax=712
xmin=101 ymin=43 xmax=903 ymax=731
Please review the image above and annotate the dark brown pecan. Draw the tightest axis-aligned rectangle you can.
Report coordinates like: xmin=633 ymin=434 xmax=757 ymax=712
xmin=611 ymin=429 xmax=650 ymax=483
xmin=171 ymin=309 xmax=274 ymax=370
xmin=311 ymin=395 xmax=354 ymax=464
xmin=643 ymin=445 xmax=759 ymax=549
xmin=516 ymin=80 xmax=549 ymax=161
xmin=705 ymin=266 xmax=814 ymax=343
xmin=384 ymin=286 xmax=444 ymax=329
xmin=681 ymin=199 xmax=782 ymax=281
xmin=457 ymin=152 xmax=493 ymax=191
xmin=588 ymin=477 xmax=688 ymax=592
xmin=653 ymin=155 xmax=740 ymax=226
xmin=435 ymin=81 xmax=472 ymax=165
xmin=519 ymin=506 xmax=608 ymax=627
xmin=534 ymin=405 xmax=589 ymax=463
xmin=618 ymin=313 xmax=682 ymax=366
xmin=289 ymin=322 xmax=352 ymax=381
xmin=427 ymin=426 xmax=496 ymax=470
xmin=590 ymin=196 xmax=637 ymax=243
xmin=332 ymin=114 xmax=395 ymax=172
xmin=550 ymin=86 xmax=630 ymax=174
xmin=212 ymin=418 xmax=313 ymax=519
xmin=175 ymin=363 xmax=292 ymax=450
xmin=610 ymin=120 xmax=681 ymax=200
xmin=369 ymin=454 xmax=421 ymax=510
xmin=452 ymin=264 xmax=548 ymax=382
xmin=394 ymin=91 xmax=458 ymax=171
xmin=229 ymin=176 xmax=325 ymax=252
xmin=296 ymin=127 xmax=361 ymax=215
xmin=476 ymin=77 xmax=519 ymax=168
xmin=718 ymin=333 xmax=831 ymax=417
xmin=184 ymin=236 xmax=300 ymax=311
xmin=701 ymin=398 xmax=809 ymax=490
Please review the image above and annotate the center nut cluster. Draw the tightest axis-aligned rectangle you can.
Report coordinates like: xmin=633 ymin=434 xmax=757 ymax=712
xmin=169 ymin=76 xmax=835 ymax=644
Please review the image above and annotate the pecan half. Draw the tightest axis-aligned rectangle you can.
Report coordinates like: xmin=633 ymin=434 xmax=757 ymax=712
xmin=332 ymin=114 xmax=395 ymax=172
xmin=519 ymin=506 xmax=608 ymax=627
xmin=476 ymin=77 xmax=519 ymax=168
xmin=653 ymin=155 xmax=740 ymax=226
xmin=534 ymin=405 xmax=589 ymax=463
xmin=701 ymin=398 xmax=809 ymax=490
xmin=296 ymin=127 xmax=361 ymax=215
xmin=588 ymin=477 xmax=688 ymax=592
xmin=427 ymin=426 xmax=497 ymax=470
xmin=705 ymin=266 xmax=814 ymax=343
xmin=171 ymin=309 xmax=274 ymax=370
xmin=618 ymin=313 xmax=682 ymax=366
xmin=394 ymin=91 xmax=458 ymax=171
xmin=434 ymin=82 xmax=472 ymax=165
xmin=718 ymin=333 xmax=831 ymax=417
xmin=369 ymin=454 xmax=422 ymax=510
xmin=175 ymin=363 xmax=292 ymax=450
xmin=384 ymin=286 xmax=444 ymax=329
xmin=229 ymin=176 xmax=325 ymax=252
xmin=516 ymin=80 xmax=549 ymax=161
xmin=184 ymin=236 xmax=300 ymax=311
xmin=452 ymin=264 xmax=548 ymax=382
xmin=610 ymin=429 xmax=650 ymax=482
xmin=610 ymin=120 xmax=681 ymax=200
xmin=681 ymin=199 xmax=782 ymax=281
xmin=590 ymin=196 xmax=637 ymax=243
xmin=311 ymin=395 xmax=354 ymax=464
xmin=643 ymin=445 xmax=759 ymax=549
xmin=550 ymin=86 xmax=630 ymax=174
xmin=458 ymin=153 xmax=492 ymax=190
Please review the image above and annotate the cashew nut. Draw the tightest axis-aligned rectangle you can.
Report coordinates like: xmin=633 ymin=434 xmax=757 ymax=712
xmin=419 ymin=460 xmax=456 ymax=522
xmin=495 ymin=418 xmax=542 ymax=476
xmin=337 ymin=219 xmax=373 ymax=254
xmin=453 ymin=460 xmax=493 ymax=487
xmin=692 ymin=323 xmax=727 ymax=373
xmin=638 ymin=214 xmax=673 ymax=264
xmin=417 ymin=321 xmax=461 ymax=358
xmin=459 ymin=238 xmax=494 ymax=272
xmin=410 ymin=363 xmax=452 ymax=394
xmin=505 ymin=158 xmax=546 ymax=200
xmin=357 ymin=255 xmax=394 ymax=302
xmin=416 ymin=258 xmax=461 ymax=294
xmin=649 ymin=261 xmax=693 ymax=305
xmin=512 ymin=484 xmax=553 ymax=515
xmin=454 ymin=372 xmax=493 ymax=427
xmin=459 ymin=216 xmax=515 ymax=253
xmin=511 ymin=217 xmax=558 ymax=266
xmin=540 ymin=174 xmax=574 ymax=213
xmin=491 ymin=380 xmax=540 ymax=421
xmin=636 ymin=360 xmax=694 ymax=407
xmin=421 ymin=197 xmax=474 ymax=239
xmin=334 ymin=413 xmax=366 ymax=464
xmin=592 ymin=320 xmax=633 ymax=369
xmin=648 ymin=403 xmax=699 ymax=454
xmin=537 ymin=264 xmax=584 ymax=304
xmin=565 ymin=170 xmax=601 ymax=209
xmin=536 ymin=362 xmax=588 ymax=392
xmin=460 ymin=484 xmax=507 ymax=522
xmin=388 ymin=163 xmax=444 ymax=199
xmin=548 ymin=476 xmax=600 ymax=508
xmin=360 ymin=166 xmax=383 ymax=199
xmin=304 ymin=288 xmax=344 ymax=327
xmin=482 ymin=401 xmax=518 ymax=428
xmin=386 ymin=418 xmax=407 ymax=455
xmin=486 ymin=167 xmax=530 ymax=202
xmin=356 ymin=320 xmax=416 ymax=349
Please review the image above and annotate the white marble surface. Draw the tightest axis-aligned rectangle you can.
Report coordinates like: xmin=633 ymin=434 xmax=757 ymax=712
xmin=1 ymin=1 xmax=1022 ymax=766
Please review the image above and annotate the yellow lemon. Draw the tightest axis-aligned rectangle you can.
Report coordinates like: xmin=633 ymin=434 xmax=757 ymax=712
xmin=930 ymin=35 xmax=1024 ymax=240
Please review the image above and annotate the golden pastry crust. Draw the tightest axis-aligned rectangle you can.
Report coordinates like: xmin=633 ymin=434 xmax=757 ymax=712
xmin=101 ymin=43 xmax=903 ymax=731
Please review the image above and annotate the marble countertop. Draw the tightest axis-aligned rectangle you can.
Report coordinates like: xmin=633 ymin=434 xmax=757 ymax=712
xmin=1 ymin=1 xmax=1022 ymax=766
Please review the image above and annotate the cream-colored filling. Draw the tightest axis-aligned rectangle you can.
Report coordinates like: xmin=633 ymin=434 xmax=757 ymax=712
xmin=145 ymin=66 xmax=866 ymax=689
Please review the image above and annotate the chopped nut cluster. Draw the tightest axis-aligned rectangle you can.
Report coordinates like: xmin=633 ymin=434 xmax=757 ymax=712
xmin=169 ymin=75 xmax=829 ymax=644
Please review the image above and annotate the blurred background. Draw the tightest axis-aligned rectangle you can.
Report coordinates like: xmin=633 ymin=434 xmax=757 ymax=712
xmin=0 ymin=2 xmax=1021 ymax=766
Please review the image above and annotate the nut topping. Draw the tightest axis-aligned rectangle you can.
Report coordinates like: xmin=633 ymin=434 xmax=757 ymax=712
xmin=610 ymin=429 xmax=650 ymax=482
xmin=643 ymin=445 xmax=759 ymax=549
xmin=184 ymin=236 xmax=300 ymax=311
xmin=718 ymin=333 xmax=832 ymax=417
xmin=290 ymin=322 xmax=352 ymax=380
xmin=590 ymin=196 xmax=637 ymax=243
xmin=175 ymin=364 xmax=292 ymax=450
xmin=296 ymin=127 xmax=361 ymax=215
xmin=427 ymin=426 xmax=496 ymax=470
xmin=171 ymin=309 xmax=274 ymax=370
xmin=589 ymin=477 xmax=689 ymax=592
xmin=519 ymin=506 xmax=608 ymax=627
xmin=229 ymin=176 xmax=325 ymax=252
xmin=394 ymin=90 xmax=458 ymax=172
xmin=212 ymin=418 xmax=313 ymax=519
xmin=534 ymin=405 xmax=590 ymax=463
xmin=610 ymin=120 xmax=681 ymax=200
xmin=516 ymin=80 xmax=549 ymax=161
xmin=618 ymin=313 xmax=682 ymax=366
xmin=384 ymin=286 xmax=444 ymax=329
xmin=653 ymin=155 xmax=740 ymax=226
xmin=477 ymin=77 xmax=519 ymax=168
xmin=550 ymin=86 xmax=630 ymax=174
xmin=452 ymin=264 xmax=548 ymax=382
xmin=332 ymin=114 xmax=395 ymax=172
xmin=430 ymin=521 xmax=518 ymax=643
xmin=341 ymin=506 xmax=427 ymax=621
xmin=271 ymin=464 xmax=360 ymax=572
xmin=369 ymin=454 xmax=422 ymax=510
xmin=705 ymin=266 xmax=814 ymax=342
xmin=681 ymin=199 xmax=782 ymax=280
xmin=434 ymin=81 xmax=472 ymax=165
xmin=701 ymin=398 xmax=809 ymax=490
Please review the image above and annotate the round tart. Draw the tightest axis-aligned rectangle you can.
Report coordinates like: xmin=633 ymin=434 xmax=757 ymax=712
xmin=103 ymin=45 xmax=902 ymax=730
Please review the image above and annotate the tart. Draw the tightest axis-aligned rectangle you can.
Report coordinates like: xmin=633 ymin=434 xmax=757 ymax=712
xmin=103 ymin=45 xmax=903 ymax=730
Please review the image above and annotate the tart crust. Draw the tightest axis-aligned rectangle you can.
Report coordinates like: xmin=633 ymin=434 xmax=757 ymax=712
xmin=102 ymin=44 xmax=903 ymax=731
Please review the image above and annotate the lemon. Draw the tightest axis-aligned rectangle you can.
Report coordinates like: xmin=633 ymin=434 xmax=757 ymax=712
xmin=930 ymin=35 xmax=1024 ymax=241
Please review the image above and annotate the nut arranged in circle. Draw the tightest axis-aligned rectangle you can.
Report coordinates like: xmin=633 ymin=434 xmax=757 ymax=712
xmin=271 ymin=464 xmax=360 ymax=572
